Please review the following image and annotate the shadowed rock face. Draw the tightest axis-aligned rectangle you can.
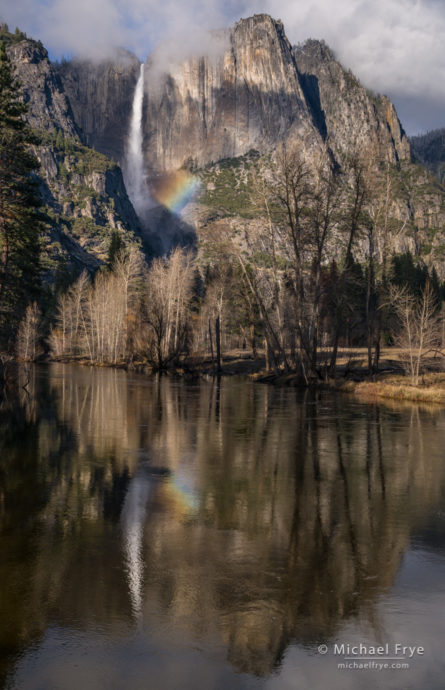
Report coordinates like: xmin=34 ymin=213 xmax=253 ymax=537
xmin=7 ymin=40 xmax=145 ymax=272
xmin=143 ymin=15 xmax=318 ymax=174
xmin=293 ymin=39 xmax=411 ymax=163
xmin=57 ymin=49 xmax=141 ymax=165
xmin=54 ymin=15 xmax=410 ymax=177
xmin=8 ymin=40 xmax=78 ymax=138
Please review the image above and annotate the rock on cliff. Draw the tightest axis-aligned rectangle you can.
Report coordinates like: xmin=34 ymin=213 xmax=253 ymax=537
xmin=57 ymin=50 xmax=141 ymax=165
xmin=6 ymin=36 xmax=144 ymax=275
xmin=293 ymin=39 xmax=411 ymax=164
xmin=8 ymin=39 xmax=78 ymax=137
xmin=143 ymin=14 xmax=318 ymax=174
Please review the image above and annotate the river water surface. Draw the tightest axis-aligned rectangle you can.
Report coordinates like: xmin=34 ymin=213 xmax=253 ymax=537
xmin=1 ymin=364 xmax=445 ymax=689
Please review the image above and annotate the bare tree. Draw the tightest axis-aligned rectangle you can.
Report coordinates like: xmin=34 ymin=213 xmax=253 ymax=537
xmin=49 ymin=249 xmax=143 ymax=364
xmin=17 ymin=302 xmax=41 ymax=362
xmin=142 ymin=248 xmax=194 ymax=369
xmin=329 ymin=150 xmax=370 ymax=374
xmin=268 ymin=143 xmax=344 ymax=375
xmin=392 ymin=283 xmax=441 ymax=385
xmin=365 ymin=157 xmax=407 ymax=372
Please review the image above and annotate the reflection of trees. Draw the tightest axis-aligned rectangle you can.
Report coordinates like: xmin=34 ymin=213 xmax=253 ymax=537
xmin=1 ymin=365 xmax=445 ymax=684
xmin=0 ymin=367 xmax=134 ymax=688
xmin=133 ymin=383 xmax=445 ymax=675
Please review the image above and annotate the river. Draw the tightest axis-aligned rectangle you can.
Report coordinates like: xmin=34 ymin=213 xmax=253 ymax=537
xmin=1 ymin=364 xmax=444 ymax=689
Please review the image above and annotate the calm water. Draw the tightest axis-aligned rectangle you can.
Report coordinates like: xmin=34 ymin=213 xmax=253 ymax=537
xmin=1 ymin=364 xmax=445 ymax=690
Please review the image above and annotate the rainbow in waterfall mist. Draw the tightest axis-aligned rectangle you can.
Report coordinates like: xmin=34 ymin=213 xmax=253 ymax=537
xmin=153 ymin=170 xmax=200 ymax=214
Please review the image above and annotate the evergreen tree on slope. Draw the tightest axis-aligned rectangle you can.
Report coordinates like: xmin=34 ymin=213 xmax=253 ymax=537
xmin=0 ymin=41 xmax=42 ymax=349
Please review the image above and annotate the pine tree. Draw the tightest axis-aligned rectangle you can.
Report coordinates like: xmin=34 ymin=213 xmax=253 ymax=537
xmin=0 ymin=42 xmax=42 ymax=349
xmin=106 ymin=230 xmax=124 ymax=270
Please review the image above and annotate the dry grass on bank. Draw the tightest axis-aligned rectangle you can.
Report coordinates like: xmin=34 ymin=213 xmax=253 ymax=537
xmin=338 ymin=375 xmax=445 ymax=405
xmin=247 ymin=346 xmax=445 ymax=405
xmin=328 ymin=348 xmax=445 ymax=404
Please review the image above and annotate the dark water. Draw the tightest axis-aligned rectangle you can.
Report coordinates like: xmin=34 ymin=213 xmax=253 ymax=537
xmin=1 ymin=364 xmax=445 ymax=690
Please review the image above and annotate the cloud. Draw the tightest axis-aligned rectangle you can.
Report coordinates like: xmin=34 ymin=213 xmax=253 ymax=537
xmin=1 ymin=0 xmax=232 ymax=59
xmin=248 ymin=0 xmax=445 ymax=132
xmin=2 ymin=0 xmax=445 ymax=132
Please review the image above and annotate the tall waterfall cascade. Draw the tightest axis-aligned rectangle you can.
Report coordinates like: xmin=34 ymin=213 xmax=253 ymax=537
xmin=123 ymin=62 xmax=197 ymax=254
xmin=124 ymin=63 xmax=150 ymax=218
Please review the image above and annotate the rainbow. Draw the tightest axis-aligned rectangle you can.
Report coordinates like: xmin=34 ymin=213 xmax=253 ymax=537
xmin=160 ymin=471 xmax=199 ymax=517
xmin=152 ymin=170 xmax=200 ymax=214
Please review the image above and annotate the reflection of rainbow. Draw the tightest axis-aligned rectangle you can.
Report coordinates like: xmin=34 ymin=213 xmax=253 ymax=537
xmin=152 ymin=170 xmax=200 ymax=214
xmin=160 ymin=471 xmax=199 ymax=517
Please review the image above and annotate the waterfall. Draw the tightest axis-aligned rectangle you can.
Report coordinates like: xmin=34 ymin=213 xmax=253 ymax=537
xmin=125 ymin=63 xmax=150 ymax=217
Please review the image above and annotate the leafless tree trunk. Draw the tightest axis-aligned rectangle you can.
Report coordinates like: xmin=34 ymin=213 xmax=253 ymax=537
xmin=392 ymin=283 xmax=441 ymax=385
xmin=17 ymin=302 xmax=41 ymax=362
xmin=215 ymin=314 xmax=222 ymax=373
xmin=49 ymin=250 xmax=143 ymax=365
xmin=142 ymin=247 xmax=194 ymax=369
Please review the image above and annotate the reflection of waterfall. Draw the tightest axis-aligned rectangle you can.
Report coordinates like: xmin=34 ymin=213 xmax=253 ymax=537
xmin=121 ymin=468 xmax=152 ymax=625
xmin=124 ymin=63 xmax=151 ymax=219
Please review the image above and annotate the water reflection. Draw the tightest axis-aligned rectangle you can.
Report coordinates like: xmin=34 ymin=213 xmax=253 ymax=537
xmin=121 ymin=464 xmax=153 ymax=625
xmin=1 ymin=364 xmax=445 ymax=688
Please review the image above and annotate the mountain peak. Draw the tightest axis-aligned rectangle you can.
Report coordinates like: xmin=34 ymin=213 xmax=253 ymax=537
xmin=233 ymin=14 xmax=288 ymax=49
xmin=7 ymin=36 xmax=48 ymax=65
xmin=235 ymin=13 xmax=284 ymax=30
xmin=294 ymin=38 xmax=336 ymax=64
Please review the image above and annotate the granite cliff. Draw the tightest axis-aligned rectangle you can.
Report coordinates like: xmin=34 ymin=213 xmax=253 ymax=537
xmin=4 ymin=16 xmax=445 ymax=270
xmin=293 ymin=39 xmax=411 ymax=164
xmin=140 ymin=16 xmax=411 ymax=175
xmin=57 ymin=50 xmax=140 ymax=164
xmin=6 ymin=34 xmax=144 ymax=276
xmin=53 ymin=14 xmax=412 ymax=177
xmin=142 ymin=15 xmax=317 ymax=175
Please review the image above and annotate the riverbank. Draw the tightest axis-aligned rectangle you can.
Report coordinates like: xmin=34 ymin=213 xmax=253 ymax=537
xmin=252 ymin=371 xmax=445 ymax=403
xmin=253 ymin=366 xmax=445 ymax=405
xmin=248 ymin=347 xmax=445 ymax=404
xmin=9 ymin=348 xmax=445 ymax=405
xmin=43 ymin=350 xmax=267 ymax=378
xmin=333 ymin=375 xmax=445 ymax=405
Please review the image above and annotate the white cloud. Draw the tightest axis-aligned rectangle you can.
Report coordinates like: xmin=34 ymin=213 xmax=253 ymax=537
xmin=2 ymin=0 xmax=445 ymax=132
xmin=247 ymin=0 xmax=445 ymax=132
xmin=1 ymin=0 xmax=231 ymax=59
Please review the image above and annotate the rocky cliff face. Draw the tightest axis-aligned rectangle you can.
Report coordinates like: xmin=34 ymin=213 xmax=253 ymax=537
xmin=7 ymin=37 xmax=144 ymax=275
xmin=15 ymin=23 xmax=411 ymax=178
xmin=293 ymin=39 xmax=411 ymax=164
xmin=8 ymin=40 xmax=78 ymax=137
xmin=143 ymin=14 xmax=317 ymax=174
xmin=57 ymin=51 xmax=140 ymax=164
xmin=141 ymin=17 xmax=411 ymax=176
xmin=37 ymin=133 xmax=143 ymax=271
xmin=47 ymin=17 xmax=412 ymax=180
xmin=5 ymin=17 xmax=445 ymax=269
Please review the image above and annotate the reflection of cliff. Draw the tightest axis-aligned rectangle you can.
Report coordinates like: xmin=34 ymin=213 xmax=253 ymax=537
xmin=130 ymin=385 xmax=445 ymax=675
xmin=1 ymin=366 xmax=445 ymax=684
